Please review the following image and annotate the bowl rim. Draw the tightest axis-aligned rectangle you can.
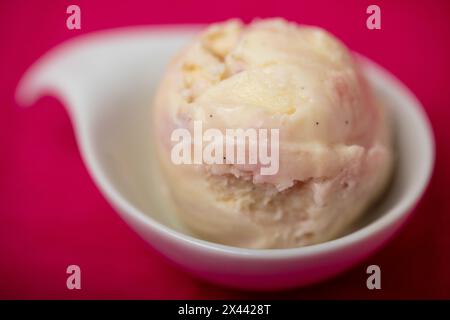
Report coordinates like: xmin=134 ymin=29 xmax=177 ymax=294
xmin=73 ymin=35 xmax=435 ymax=260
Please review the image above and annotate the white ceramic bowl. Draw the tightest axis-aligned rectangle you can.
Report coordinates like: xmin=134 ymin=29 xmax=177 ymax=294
xmin=17 ymin=27 xmax=435 ymax=290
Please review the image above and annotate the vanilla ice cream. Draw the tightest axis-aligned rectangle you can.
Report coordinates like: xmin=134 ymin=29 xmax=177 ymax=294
xmin=152 ymin=18 xmax=393 ymax=249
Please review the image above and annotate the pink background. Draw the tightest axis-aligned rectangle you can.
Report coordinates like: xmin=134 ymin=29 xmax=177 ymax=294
xmin=1 ymin=0 xmax=450 ymax=299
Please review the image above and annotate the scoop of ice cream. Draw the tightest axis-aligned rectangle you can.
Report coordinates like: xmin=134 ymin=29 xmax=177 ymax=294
xmin=152 ymin=18 xmax=393 ymax=248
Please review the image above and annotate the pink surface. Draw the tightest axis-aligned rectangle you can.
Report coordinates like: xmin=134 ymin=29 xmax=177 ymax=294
xmin=1 ymin=0 xmax=449 ymax=299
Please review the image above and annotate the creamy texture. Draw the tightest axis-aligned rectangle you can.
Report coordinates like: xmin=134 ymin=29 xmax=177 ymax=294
xmin=152 ymin=19 xmax=393 ymax=248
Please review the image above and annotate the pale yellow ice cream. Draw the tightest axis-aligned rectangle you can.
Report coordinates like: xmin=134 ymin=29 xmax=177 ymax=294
xmin=152 ymin=18 xmax=393 ymax=248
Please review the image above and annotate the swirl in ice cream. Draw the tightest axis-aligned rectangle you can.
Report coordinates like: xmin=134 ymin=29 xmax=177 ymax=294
xmin=152 ymin=18 xmax=393 ymax=249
